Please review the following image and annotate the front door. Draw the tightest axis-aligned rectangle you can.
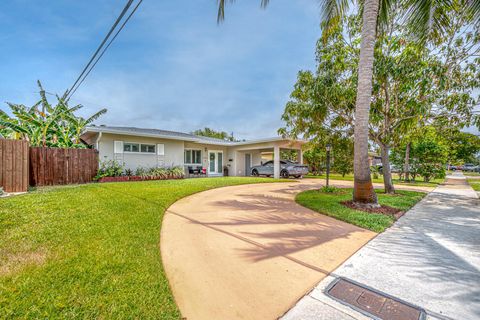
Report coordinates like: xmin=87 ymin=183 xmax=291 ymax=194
xmin=245 ymin=154 xmax=251 ymax=176
xmin=208 ymin=151 xmax=223 ymax=175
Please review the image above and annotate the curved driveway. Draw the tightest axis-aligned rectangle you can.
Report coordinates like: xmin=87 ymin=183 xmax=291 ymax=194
xmin=161 ymin=179 xmax=381 ymax=320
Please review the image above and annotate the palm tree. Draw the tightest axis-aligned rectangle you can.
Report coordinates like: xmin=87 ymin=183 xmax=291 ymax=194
xmin=216 ymin=0 xmax=467 ymax=204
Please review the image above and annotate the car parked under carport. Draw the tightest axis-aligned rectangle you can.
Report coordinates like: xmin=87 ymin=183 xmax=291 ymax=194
xmin=250 ymin=160 xmax=309 ymax=178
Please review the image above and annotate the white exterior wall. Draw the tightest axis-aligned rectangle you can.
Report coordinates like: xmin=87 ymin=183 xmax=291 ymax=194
xmin=92 ymin=131 xmax=304 ymax=177
xmin=184 ymin=142 xmax=228 ymax=176
xmin=98 ymin=133 xmax=184 ymax=170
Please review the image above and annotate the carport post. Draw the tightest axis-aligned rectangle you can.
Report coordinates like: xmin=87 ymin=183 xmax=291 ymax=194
xmin=298 ymin=149 xmax=303 ymax=164
xmin=274 ymin=146 xmax=280 ymax=179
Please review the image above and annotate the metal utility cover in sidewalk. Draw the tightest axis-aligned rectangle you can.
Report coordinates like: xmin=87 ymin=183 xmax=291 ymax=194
xmin=326 ymin=278 xmax=426 ymax=320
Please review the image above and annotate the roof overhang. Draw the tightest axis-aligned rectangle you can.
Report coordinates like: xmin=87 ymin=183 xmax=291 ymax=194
xmin=83 ymin=126 xmax=199 ymax=142
xmin=83 ymin=127 xmax=307 ymax=147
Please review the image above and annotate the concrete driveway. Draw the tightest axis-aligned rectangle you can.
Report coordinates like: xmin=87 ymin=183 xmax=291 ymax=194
xmin=283 ymin=173 xmax=480 ymax=320
xmin=161 ymin=180 xmax=377 ymax=320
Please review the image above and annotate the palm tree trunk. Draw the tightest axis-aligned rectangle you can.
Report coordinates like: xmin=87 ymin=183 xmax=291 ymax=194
xmin=380 ymin=142 xmax=395 ymax=194
xmin=353 ymin=0 xmax=380 ymax=204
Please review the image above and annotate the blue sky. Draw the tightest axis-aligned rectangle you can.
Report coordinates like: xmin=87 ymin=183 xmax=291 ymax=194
xmin=0 ymin=0 xmax=322 ymax=139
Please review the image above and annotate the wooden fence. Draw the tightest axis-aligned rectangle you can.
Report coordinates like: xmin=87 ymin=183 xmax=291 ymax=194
xmin=29 ymin=147 xmax=98 ymax=187
xmin=0 ymin=139 xmax=29 ymax=193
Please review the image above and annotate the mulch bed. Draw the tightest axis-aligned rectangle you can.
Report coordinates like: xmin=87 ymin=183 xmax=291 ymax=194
xmin=98 ymin=176 xmax=183 ymax=183
xmin=341 ymin=200 xmax=404 ymax=219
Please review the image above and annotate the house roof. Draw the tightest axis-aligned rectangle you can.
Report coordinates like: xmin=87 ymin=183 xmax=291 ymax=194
xmin=84 ymin=125 xmax=304 ymax=146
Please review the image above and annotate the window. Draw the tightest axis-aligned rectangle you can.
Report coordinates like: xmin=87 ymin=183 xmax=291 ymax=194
xmin=124 ymin=142 xmax=155 ymax=153
xmin=124 ymin=143 xmax=139 ymax=152
xmin=185 ymin=149 xmax=202 ymax=164
xmin=141 ymin=144 xmax=155 ymax=153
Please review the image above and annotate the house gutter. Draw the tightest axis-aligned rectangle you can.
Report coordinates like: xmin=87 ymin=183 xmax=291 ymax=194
xmin=95 ymin=132 xmax=102 ymax=150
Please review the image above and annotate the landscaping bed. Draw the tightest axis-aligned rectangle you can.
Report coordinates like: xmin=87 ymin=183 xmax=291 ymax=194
xmin=0 ymin=177 xmax=280 ymax=319
xmin=98 ymin=175 xmax=183 ymax=183
xmin=296 ymin=188 xmax=425 ymax=232
xmin=341 ymin=200 xmax=404 ymax=219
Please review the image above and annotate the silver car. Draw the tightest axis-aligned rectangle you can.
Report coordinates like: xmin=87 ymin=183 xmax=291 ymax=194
xmin=251 ymin=160 xmax=309 ymax=178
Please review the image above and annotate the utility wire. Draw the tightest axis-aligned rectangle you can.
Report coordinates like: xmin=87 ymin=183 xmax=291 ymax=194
xmin=65 ymin=0 xmax=135 ymax=99
xmin=67 ymin=0 xmax=143 ymax=99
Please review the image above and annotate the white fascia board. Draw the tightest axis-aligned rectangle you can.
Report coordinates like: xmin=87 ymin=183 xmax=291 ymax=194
xmin=85 ymin=127 xmax=199 ymax=142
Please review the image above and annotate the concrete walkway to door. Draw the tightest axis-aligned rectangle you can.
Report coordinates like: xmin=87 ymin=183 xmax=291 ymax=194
xmin=161 ymin=180 xmax=377 ymax=320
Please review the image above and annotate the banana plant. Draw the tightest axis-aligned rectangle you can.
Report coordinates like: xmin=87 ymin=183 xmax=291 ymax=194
xmin=0 ymin=81 xmax=107 ymax=148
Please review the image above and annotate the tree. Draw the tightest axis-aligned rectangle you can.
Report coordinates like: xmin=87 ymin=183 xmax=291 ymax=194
xmin=216 ymin=0 xmax=462 ymax=205
xmin=444 ymin=131 xmax=480 ymax=165
xmin=299 ymin=135 xmax=354 ymax=176
xmin=192 ymin=127 xmax=236 ymax=141
xmin=281 ymin=5 xmax=479 ymax=189
xmin=0 ymin=81 xmax=107 ymax=147
xmin=332 ymin=137 xmax=355 ymax=177
xmin=391 ymin=127 xmax=448 ymax=181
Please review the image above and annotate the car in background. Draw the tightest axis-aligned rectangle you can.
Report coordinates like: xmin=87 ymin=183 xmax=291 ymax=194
xmin=449 ymin=164 xmax=463 ymax=171
xmin=251 ymin=160 xmax=309 ymax=178
xmin=373 ymin=164 xmax=401 ymax=174
xmin=463 ymin=164 xmax=479 ymax=172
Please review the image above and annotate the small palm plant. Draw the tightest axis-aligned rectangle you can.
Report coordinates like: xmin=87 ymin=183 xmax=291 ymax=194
xmin=0 ymin=81 xmax=107 ymax=148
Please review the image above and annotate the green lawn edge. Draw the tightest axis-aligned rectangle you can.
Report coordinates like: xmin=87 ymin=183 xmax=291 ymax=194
xmin=295 ymin=188 xmax=426 ymax=233
xmin=305 ymin=173 xmax=443 ymax=187
xmin=467 ymin=178 xmax=480 ymax=191
xmin=0 ymin=177 xmax=288 ymax=319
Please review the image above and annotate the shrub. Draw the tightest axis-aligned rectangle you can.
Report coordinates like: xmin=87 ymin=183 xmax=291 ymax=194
xmin=135 ymin=166 xmax=184 ymax=179
xmin=371 ymin=165 xmax=380 ymax=179
xmin=95 ymin=160 xmax=125 ymax=180
xmin=320 ymin=186 xmax=339 ymax=193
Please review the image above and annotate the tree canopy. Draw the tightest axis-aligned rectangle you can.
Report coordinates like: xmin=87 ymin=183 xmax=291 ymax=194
xmin=280 ymin=9 xmax=479 ymax=184
xmin=192 ymin=127 xmax=237 ymax=141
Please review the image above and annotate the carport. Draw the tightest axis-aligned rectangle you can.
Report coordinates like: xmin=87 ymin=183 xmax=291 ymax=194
xmin=227 ymin=138 xmax=305 ymax=178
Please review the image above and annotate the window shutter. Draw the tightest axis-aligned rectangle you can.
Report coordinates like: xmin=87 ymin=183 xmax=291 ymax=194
xmin=157 ymin=144 xmax=165 ymax=156
xmin=114 ymin=141 xmax=124 ymax=154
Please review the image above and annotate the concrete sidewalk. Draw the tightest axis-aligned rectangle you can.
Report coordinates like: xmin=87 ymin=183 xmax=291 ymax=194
xmin=283 ymin=173 xmax=480 ymax=320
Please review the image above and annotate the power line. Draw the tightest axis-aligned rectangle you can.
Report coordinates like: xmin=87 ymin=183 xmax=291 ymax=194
xmin=65 ymin=0 xmax=136 ymax=99
xmin=67 ymin=0 xmax=143 ymax=99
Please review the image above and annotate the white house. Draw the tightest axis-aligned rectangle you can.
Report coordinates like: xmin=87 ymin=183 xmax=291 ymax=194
xmin=81 ymin=125 xmax=306 ymax=179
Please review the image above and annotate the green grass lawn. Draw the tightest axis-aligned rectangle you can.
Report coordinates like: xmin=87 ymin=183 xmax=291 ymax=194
xmin=0 ymin=177 xmax=284 ymax=319
xmin=296 ymin=188 xmax=426 ymax=233
xmin=306 ymin=173 xmax=443 ymax=187
xmin=468 ymin=179 xmax=480 ymax=191
xmin=465 ymin=172 xmax=480 ymax=177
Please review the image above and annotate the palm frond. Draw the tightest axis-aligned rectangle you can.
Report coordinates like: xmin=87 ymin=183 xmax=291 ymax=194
xmin=467 ymin=0 xmax=480 ymax=23
xmin=37 ymin=80 xmax=51 ymax=115
xmin=0 ymin=120 xmax=29 ymax=134
xmin=85 ymin=108 xmax=108 ymax=125
xmin=217 ymin=0 xmax=270 ymax=23
xmin=217 ymin=0 xmax=229 ymax=23
xmin=378 ymin=0 xmax=394 ymax=30
xmin=403 ymin=0 xmax=453 ymax=41
xmin=318 ymin=0 xmax=352 ymax=41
